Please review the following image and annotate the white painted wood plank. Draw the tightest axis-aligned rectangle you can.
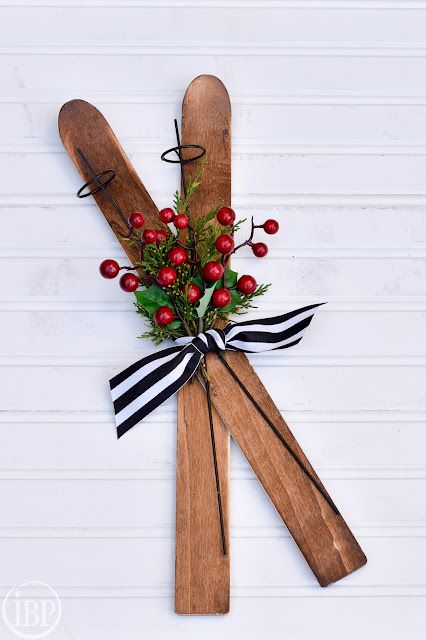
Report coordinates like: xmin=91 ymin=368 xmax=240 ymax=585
xmin=0 ymin=477 xmax=423 ymax=527
xmin=3 ymin=55 xmax=426 ymax=94
xmin=5 ymin=150 xmax=426 ymax=197
xmin=0 ymin=364 xmax=422 ymax=411
xmin=0 ymin=420 xmax=422 ymax=472
xmin=0 ymin=536 xmax=424 ymax=588
xmin=0 ymin=0 xmax=424 ymax=634
xmin=0 ymin=256 xmax=423 ymax=301
xmin=0 ymin=596 xmax=419 ymax=640
xmin=6 ymin=102 xmax=426 ymax=143
xmin=1 ymin=206 xmax=425 ymax=252
xmin=2 ymin=6 xmax=426 ymax=45
xmin=0 ymin=310 xmax=423 ymax=357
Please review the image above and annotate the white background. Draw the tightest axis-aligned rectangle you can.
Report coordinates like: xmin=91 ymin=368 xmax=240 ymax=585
xmin=0 ymin=1 xmax=425 ymax=638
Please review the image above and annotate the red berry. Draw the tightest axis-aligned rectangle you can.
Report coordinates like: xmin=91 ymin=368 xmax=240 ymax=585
xmin=142 ymin=229 xmax=157 ymax=244
xmin=167 ymin=246 xmax=188 ymax=266
xmin=184 ymin=283 xmax=202 ymax=304
xmin=217 ymin=207 xmax=236 ymax=226
xmin=202 ymin=261 xmax=224 ymax=282
xmin=119 ymin=272 xmax=139 ymax=292
xmin=159 ymin=207 xmax=175 ymax=224
xmin=174 ymin=214 xmax=189 ymax=230
xmin=263 ymin=219 xmax=279 ymax=235
xmin=155 ymin=229 xmax=168 ymax=244
xmin=212 ymin=288 xmax=232 ymax=308
xmin=252 ymin=242 xmax=268 ymax=258
xmin=128 ymin=212 xmax=145 ymax=229
xmin=157 ymin=266 xmax=177 ymax=287
xmin=215 ymin=234 xmax=235 ymax=255
xmin=237 ymin=274 xmax=257 ymax=295
xmin=154 ymin=306 xmax=175 ymax=327
xmin=99 ymin=259 xmax=120 ymax=279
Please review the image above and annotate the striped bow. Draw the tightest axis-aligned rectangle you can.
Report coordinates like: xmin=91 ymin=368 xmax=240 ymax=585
xmin=110 ymin=303 xmax=321 ymax=438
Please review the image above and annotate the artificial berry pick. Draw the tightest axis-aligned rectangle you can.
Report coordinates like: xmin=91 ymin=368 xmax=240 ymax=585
xmin=168 ymin=247 xmax=188 ymax=266
xmin=142 ymin=229 xmax=157 ymax=244
xmin=203 ymin=261 xmax=224 ymax=282
xmin=215 ymin=234 xmax=234 ymax=254
xmin=174 ymin=214 xmax=189 ymax=230
xmin=155 ymin=229 xmax=169 ymax=244
xmin=252 ymin=242 xmax=268 ymax=258
xmin=184 ymin=283 xmax=202 ymax=303
xmin=154 ymin=306 xmax=175 ymax=326
xmin=159 ymin=207 xmax=175 ymax=224
xmin=212 ymin=288 xmax=231 ymax=308
xmin=120 ymin=272 xmax=140 ymax=292
xmin=263 ymin=219 xmax=279 ymax=235
xmin=103 ymin=171 xmax=275 ymax=342
xmin=237 ymin=274 xmax=257 ymax=295
xmin=129 ymin=212 xmax=145 ymax=228
xmin=157 ymin=266 xmax=177 ymax=287
xmin=217 ymin=206 xmax=235 ymax=226
xmin=99 ymin=259 xmax=120 ymax=279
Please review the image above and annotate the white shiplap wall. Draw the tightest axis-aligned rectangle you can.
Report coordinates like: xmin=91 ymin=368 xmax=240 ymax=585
xmin=0 ymin=1 xmax=425 ymax=638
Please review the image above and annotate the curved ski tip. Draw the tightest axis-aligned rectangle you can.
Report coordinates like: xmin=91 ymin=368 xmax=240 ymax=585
xmin=58 ymin=99 xmax=102 ymax=131
xmin=183 ymin=75 xmax=230 ymax=101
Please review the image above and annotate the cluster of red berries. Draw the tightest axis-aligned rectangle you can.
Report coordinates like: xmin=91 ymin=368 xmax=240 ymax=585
xmin=99 ymin=206 xmax=279 ymax=327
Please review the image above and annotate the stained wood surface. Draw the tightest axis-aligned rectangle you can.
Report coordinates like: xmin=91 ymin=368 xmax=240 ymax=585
xmin=58 ymin=89 xmax=366 ymax=597
xmin=59 ymin=95 xmax=231 ymax=614
xmin=179 ymin=76 xmax=366 ymax=587
xmin=175 ymin=75 xmax=231 ymax=614
xmin=58 ymin=99 xmax=162 ymax=271
xmin=206 ymin=351 xmax=367 ymax=586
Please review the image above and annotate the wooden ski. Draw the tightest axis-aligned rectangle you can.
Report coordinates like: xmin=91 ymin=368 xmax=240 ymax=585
xmin=180 ymin=78 xmax=367 ymax=587
xmin=58 ymin=85 xmax=367 ymax=603
xmin=175 ymin=75 xmax=231 ymax=614
xmin=58 ymin=97 xmax=230 ymax=614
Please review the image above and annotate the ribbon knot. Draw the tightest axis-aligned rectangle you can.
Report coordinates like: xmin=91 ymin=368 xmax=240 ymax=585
xmin=175 ymin=328 xmax=227 ymax=355
xmin=110 ymin=304 xmax=322 ymax=438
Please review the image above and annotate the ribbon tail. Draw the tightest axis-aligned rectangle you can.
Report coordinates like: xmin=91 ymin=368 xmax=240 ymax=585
xmin=110 ymin=345 xmax=202 ymax=439
xmin=224 ymin=303 xmax=325 ymax=353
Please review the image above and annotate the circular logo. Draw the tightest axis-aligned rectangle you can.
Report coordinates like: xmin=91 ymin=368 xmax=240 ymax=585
xmin=2 ymin=582 xmax=61 ymax=639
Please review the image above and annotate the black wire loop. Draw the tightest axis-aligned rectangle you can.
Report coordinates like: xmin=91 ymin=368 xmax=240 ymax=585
xmin=77 ymin=169 xmax=116 ymax=198
xmin=161 ymin=143 xmax=206 ymax=165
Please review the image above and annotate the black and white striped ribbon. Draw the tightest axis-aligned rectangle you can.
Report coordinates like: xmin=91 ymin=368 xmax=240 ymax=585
xmin=110 ymin=303 xmax=321 ymax=438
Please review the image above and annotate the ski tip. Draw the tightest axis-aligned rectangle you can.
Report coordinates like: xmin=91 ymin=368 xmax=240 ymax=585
xmin=58 ymin=99 xmax=101 ymax=132
xmin=183 ymin=75 xmax=230 ymax=104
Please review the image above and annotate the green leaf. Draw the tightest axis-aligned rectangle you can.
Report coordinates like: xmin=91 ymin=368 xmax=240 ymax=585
xmin=218 ymin=289 xmax=242 ymax=314
xmin=216 ymin=267 xmax=238 ymax=289
xmin=134 ymin=284 xmax=172 ymax=317
xmin=192 ymin=272 xmax=204 ymax=289
xmin=196 ymin=283 xmax=216 ymax=318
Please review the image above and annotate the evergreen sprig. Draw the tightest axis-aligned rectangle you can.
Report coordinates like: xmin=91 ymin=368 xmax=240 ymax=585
xmin=117 ymin=163 xmax=274 ymax=345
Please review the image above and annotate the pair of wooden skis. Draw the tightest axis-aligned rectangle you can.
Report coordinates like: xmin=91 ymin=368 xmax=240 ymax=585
xmin=59 ymin=75 xmax=366 ymax=615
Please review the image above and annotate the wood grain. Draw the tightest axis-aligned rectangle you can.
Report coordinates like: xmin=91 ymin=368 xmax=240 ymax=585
xmin=175 ymin=75 xmax=231 ymax=614
xmin=206 ymin=350 xmax=367 ymax=586
xmin=58 ymin=91 xmax=366 ymax=597
xmin=178 ymin=77 xmax=366 ymax=587
xmin=59 ymin=95 xmax=231 ymax=614
xmin=58 ymin=99 xmax=162 ymax=271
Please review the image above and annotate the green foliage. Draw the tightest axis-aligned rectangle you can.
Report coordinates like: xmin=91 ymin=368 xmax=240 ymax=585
xmin=135 ymin=284 xmax=174 ymax=317
xmin=173 ymin=161 xmax=205 ymax=215
xmin=196 ymin=283 xmax=216 ymax=319
xmin=128 ymin=164 xmax=271 ymax=345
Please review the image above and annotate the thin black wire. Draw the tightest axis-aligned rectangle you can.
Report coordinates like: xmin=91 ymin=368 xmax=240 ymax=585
xmin=205 ymin=377 xmax=227 ymax=556
xmin=215 ymin=352 xmax=341 ymax=516
xmin=162 ymin=122 xmax=227 ymax=555
xmin=76 ymin=148 xmax=132 ymax=233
